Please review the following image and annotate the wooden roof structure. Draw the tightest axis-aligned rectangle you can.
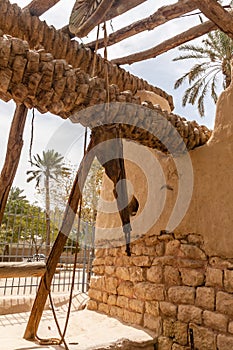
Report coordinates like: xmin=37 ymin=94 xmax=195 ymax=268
xmin=1 ymin=0 xmax=232 ymax=345
xmin=0 ymin=0 xmax=219 ymax=150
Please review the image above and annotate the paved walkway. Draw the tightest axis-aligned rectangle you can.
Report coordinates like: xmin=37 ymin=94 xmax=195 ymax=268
xmin=0 ymin=308 xmax=155 ymax=350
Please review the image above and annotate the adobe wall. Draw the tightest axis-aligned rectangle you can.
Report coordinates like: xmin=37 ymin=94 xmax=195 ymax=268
xmin=88 ymin=76 xmax=233 ymax=349
xmin=88 ymin=232 xmax=233 ymax=350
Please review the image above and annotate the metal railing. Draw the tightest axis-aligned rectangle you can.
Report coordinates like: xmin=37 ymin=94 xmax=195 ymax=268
xmin=0 ymin=204 xmax=95 ymax=296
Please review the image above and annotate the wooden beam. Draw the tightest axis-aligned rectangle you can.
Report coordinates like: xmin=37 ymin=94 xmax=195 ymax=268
xmin=104 ymin=0 xmax=147 ymax=22
xmin=23 ymin=0 xmax=60 ymax=17
xmin=87 ymin=0 xmax=199 ymax=50
xmin=24 ymin=133 xmax=97 ymax=341
xmin=0 ymin=104 xmax=28 ymax=225
xmin=112 ymin=20 xmax=216 ymax=65
xmin=195 ymin=0 xmax=233 ymax=39
xmin=0 ymin=0 xmax=174 ymax=109
xmin=60 ymin=0 xmax=148 ymax=39
xmin=0 ymin=262 xmax=46 ymax=278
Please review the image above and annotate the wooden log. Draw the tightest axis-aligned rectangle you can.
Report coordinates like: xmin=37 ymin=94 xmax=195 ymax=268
xmin=61 ymin=0 xmax=147 ymax=38
xmin=24 ymin=133 xmax=97 ymax=341
xmin=0 ymin=35 xmax=211 ymax=151
xmin=0 ymin=0 xmax=174 ymax=108
xmin=112 ymin=20 xmax=216 ymax=65
xmin=195 ymin=0 xmax=233 ymax=39
xmin=0 ymin=104 xmax=28 ymax=225
xmin=0 ymin=262 xmax=46 ymax=278
xmin=69 ymin=0 xmax=115 ymax=38
xmin=104 ymin=0 xmax=147 ymax=22
xmin=87 ymin=0 xmax=199 ymax=50
xmin=23 ymin=0 xmax=60 ymax=17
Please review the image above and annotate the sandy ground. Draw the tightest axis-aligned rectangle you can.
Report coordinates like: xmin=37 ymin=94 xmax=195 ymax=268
xmin=0 ymin=308 xmax=155 ymax=350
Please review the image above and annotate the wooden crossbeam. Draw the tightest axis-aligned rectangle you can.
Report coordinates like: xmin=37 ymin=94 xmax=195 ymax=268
xmin=61 ymin=0 xmax=147 ymax=38
xmin=23 ymin=0 xmax=60 ymax=16
xmin=104 ymin=0 xmax=147 ymax=22
xmin=0 ymin=0 xmax=174 ymax=108
xmin=0 ymin=262 xmax=46 ymax=278
xmin=195 ymin=0 xmax=233 ymax=39
xmin=112 ymin=20 xmax=216 ymax=65
xmin=87 ymin=0 xmax=199 ymax=50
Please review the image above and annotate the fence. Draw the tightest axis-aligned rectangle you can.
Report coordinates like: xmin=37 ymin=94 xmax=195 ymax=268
xmin=0 ymin=203 xmax=95 ymax=296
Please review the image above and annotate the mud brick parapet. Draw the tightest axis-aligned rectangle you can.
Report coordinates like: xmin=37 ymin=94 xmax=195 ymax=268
xmin=88 ymin=231 xmax=233 ymax=350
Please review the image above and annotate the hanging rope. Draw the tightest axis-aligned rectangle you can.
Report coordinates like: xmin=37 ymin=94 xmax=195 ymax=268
xmin=91 ymin=25 xmax=100 ymax=78
xmin=103 ymin=22 xmax=110 ymax=108
xmin=60 ymin=126 xmax=88 ymax=343
xmin=35 ymin=127 xmax=88 ymax=349
xmin=29 ymin=108 xmax=35 ymax=165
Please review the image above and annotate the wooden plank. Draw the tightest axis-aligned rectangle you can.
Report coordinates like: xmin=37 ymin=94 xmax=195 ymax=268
xmin=87 ymin=0 xmax=199 ymax=50
xmin=195 ymin=0 xmax=233 ymax=39
xmin=0 ymin=262 xmax=46 ymax=278
xmin=112 ymin=20 xmax=216 ymax=65
xmin=24 ymin=134 xmax=97 ymax=341
xmin=23 ymin=0 xmax=60 ymax=17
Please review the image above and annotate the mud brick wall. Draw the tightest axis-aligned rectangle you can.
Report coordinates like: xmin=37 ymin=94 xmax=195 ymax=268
xmin=88 ymin=231 xmax=233 ymax=350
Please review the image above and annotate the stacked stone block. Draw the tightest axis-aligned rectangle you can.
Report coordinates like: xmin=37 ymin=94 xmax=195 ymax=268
xmin=88 ymin=232 xmax=233 ymax=350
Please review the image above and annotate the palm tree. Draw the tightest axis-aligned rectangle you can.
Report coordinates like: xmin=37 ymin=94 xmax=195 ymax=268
xmin=8 ymin=187 xmax=28 ymax=203
xmin=173 ymin=29 xmax=233 ymax=117
xmin=27 ymin=150 xmax=69 ymax=254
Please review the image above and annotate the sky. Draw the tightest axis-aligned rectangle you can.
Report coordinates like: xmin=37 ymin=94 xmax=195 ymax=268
xmin=0 ymin=0 xmax=224 ymax=202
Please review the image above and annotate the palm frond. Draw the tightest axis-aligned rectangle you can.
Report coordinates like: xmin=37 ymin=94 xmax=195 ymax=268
xmin=211 ymin=72 xmax=219 ymax=103
xmin=174 ymin=71 xmax=191 ymax=89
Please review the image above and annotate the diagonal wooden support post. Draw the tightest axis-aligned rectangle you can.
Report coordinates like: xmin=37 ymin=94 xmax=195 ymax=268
xmin=24 ymin=132 xmax=97 ymax=341
xmin=0 ymin=104 xmax=28 ymax=226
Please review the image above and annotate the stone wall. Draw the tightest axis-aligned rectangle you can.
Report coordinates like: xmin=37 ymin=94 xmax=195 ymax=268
xmin=88 ymin=231 xmax=233 ymax=350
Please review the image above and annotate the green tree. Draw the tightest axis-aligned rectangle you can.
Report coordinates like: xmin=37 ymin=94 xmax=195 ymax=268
xmin=0 ymin=188 xmax=52 ymax=257
xmin=26 ymin=150 xmax=70 ymax=253
xmin=82 ymin=159 xmax=103 ymax=225
xmin=8 ymin=186 xmax=28 ymax=203
xmin=49 ymin=159 xmax=103 ymax=252
xmin=173 ymin=29 xmax=233 ymax=117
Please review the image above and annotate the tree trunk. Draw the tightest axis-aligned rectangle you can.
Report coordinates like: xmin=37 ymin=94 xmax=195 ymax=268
xmin=45 ymin=174 xmax=51 ymax=255
xmin=0 ymin=104 xmax=28 ymax=225
xmin=222 ymin=60 xmax=232 ymax=88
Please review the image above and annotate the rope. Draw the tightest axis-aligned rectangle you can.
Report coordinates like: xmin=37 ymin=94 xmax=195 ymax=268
xmin=35 ymin=128 xmax=88 ymax=349
xmin=59 ymin=127 xmax=88 ymax=343
xmin=91 ymin=25 xmax=100 ymax=78
xmin=103 ymin=22 xmax=110 ymax=108
xmin=35 ymin=275 xmax=69 ymax=349
xmin=29 ymin=108 xmax=35 ymax=165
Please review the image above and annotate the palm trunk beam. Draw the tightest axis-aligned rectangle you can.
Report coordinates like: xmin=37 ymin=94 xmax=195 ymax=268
xmin=87 ymin=0 xmax=199 ymax=50
xmin=0 ymin=34 xmax=211 ymax=153
xmin=0 ymin=104 xmax=28 ymax=225
xmin=0 ymin=0 xmax=173 ymax=108
xmin=112 ymin=20 xmax=216 ymax=65
xmin=195 ymin=0 xmax=233 ymax=40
